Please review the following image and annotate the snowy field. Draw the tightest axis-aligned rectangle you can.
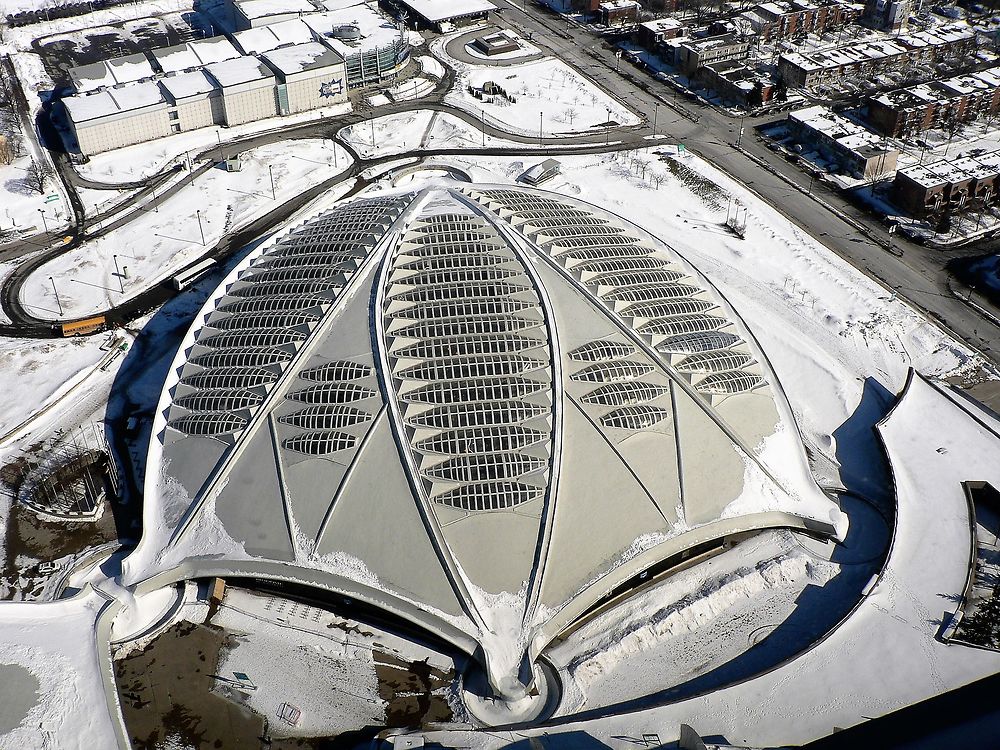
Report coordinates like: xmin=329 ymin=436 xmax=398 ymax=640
xmin=0 ymin=154 xmax=66 ymax=235
xmin=0 ymin=333 xmax=112 ymax=442
xmin=21 ymin=139 xmax=353 ymax=320
xmin=438 ymin=48 xmax=640 ymax=137
xmin=339 ymin=109 xmax=531 ymax=159
xmin=75 ymin=101 xmax=352 ymax=184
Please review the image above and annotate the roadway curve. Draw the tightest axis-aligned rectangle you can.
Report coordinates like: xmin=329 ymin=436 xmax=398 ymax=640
xmin=3 ymin=24 xmax=1000 ymax=368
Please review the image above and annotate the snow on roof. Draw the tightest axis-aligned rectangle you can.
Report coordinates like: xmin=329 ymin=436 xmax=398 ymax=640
xmin=640 ymin=17 xmax=684 ymax=30
xmin=160 ymin=69 xmax=219 ymax=101
xmin=205 ymin=55 xmax=275 ymax=87
xmin=262 ymin=41 xmax=344 ymax=75
xmin=136 ymin=182 xmax=843 ymax=705
xmin=399 ymin=0 xmax=495 ymax=22
xmin=106 ymin=53 xmax=155 ymax=85
xmin=189 ymin=36 xmax=242 ymax=66
xmin=598 ymin=0 xmax=639 ymax=8
xmin=151 ymin=43 xmax=202 ymax=74
xmin=303 ymin=6 xmax=402 ymax=57
xmin=64 ymin=80 xmax=166 ymax=123
xmin=69 ymin=61 xmax=117 ymax=93
xmin=233 ymin=18 xmax=316 ymax=54
xmin=234 ymin=0 xmax=314 ymax=20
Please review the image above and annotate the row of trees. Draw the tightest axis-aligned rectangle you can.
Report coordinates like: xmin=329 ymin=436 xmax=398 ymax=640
xmin=0 ymin=62 xmax=54 ymax=194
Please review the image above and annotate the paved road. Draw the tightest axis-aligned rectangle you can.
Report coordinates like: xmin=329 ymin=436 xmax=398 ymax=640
xmin=495 ymin=1 xmax=1000 ymax=359
xmin=4 ymin=23 xmax=1000 ymax=362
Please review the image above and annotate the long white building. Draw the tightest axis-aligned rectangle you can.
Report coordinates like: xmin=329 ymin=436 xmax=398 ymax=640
xmin=60 ymin=0 xmax=408 ymax=155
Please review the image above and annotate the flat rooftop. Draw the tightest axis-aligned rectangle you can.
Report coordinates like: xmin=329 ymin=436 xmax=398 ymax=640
xmin=262 ymin=41 xmax=344 ymax=75
xmin=397 ymin=0 xmax=496 ymax=22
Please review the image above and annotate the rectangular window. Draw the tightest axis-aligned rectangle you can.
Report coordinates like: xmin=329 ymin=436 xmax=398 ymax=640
xmin=168 ymin=111 xmax=179 ymax=120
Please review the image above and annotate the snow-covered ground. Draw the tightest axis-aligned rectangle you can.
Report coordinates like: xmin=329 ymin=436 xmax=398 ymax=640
xmin=548 ymin=529 xmax=845 ymax=711
xmin=0 ymin=333 xmax=113 ymax=442
xmin=435 ymin=37 xmax=640 ymax=137
xmin=74 ymin=101 xmax=351 ymax=184
xmin=0 ymin=591 xmax=117 ymax=750
xmin=0 ymin=154 xmax=66 ymax=236
xmin=21 ymin=139 xmax=353 ymax=320
xmin=339 ymin=109 xmax=530 ymax=159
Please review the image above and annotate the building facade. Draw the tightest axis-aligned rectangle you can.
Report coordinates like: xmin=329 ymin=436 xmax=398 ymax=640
xmin=598 ymin=0 xmax=640 ymax=26
xmin=787 ymin=106 xmax=899 ymax=180
xmin=867 ymin=67 xmax=1000 ymax=137
xmin=636 ymin=17 xmax=685 ymax=48
xmin=741 ymin=0 xmax=857 ymax=43
xmin=778 ymin=26 xmax=975 ymax=88
xmin=892 ymin=153 xmax=1000 ymax=217
xmin=61 ymin=3 xmax=407 ymax=155
xmin=675 ymin=34 xmax=753 ymax=74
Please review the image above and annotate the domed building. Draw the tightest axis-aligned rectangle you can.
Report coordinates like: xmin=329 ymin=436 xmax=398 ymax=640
xmin=132 ymin=183 xmax=844 ymax=717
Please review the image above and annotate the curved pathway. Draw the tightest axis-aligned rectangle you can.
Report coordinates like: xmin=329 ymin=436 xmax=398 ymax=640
xmin=443 ymin=25 xmax=546 ymax=67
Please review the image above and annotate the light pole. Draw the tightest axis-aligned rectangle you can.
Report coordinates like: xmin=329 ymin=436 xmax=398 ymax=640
xmin=735 ymin=115 xmax=745 ymax=148
xmin=481 ymin=108 xmax=486 ymax=147
xmin=49 ymin=276 xmax=63 ymax=316
xmin=216 ymin=131 xmax=224 ymax=163
xmin=113 ymin=254 xmax=124 ymax=293
xmin=268 ymin=165 xmax=276 ymax=200
xmin=538 ymin=111 xmax=543 ymax=147
xmin=196 ymin=210 xmax=206 ymax=246
xmin=605 ymin=107 xmax=612 ymax=145
xmin=37 ymin=208 xmax=48 ymax=232
xmin=370 ymin=118 xmax=376 ymax=149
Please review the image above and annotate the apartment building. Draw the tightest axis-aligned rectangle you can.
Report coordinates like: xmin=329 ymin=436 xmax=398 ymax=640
xmin=675 ymin=34 xmax=753 ymax=74
xmin=741 ymin=0 xmax=857 ymax=43
xmin=892 ymin=152 xmax=1000 ymax=216
xmin=787 ymin=106 xmax=899 ymax=179
xmin=778 ymin=25 xmax=975 ymax=88
xmin=868 ymin=66 xmax=1000 ymax=136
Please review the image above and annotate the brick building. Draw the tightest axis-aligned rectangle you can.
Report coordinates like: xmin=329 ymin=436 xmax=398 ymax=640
xmin=787 ymin=106 xmax=899 ymax=180
xmin=675 ymin=34 xmax=753 ymax=74
xmin=741 ymin=0 xmax=857 ymax=43
xmin=636 ymin=17 xmax=686 ymax=48
xmin=867 ymin=66 xmax=1000 ymax=137
xmin=892 ymin=153 xmax=1000 ymax=217
xmin=695 ymin=60 xmax=776 ymax=106
xmin=778 ymin=25 xmax=975 ymax=88
xmin=598 ymin=0 xmax=640 ymax=26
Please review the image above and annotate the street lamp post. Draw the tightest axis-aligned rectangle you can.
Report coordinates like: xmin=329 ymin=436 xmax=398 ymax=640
xmin=371 ymin=118 xmax=376 ymax=149
xmin=113 ymin=254 xmax=124 ymax=293
xmin=268 ymin=165 xmax=276 ymax=200
xmin=605 ymin=107 xmax=612 ymax=145
xmin=196 ymin=210 xmax=206 ymax=246
xmin=49 ymin=276 xmax=63 ymax=316
xmin=37 ymin=208 xmax=48 ymax=232
xmin=538 ymin=112 xmax=543 ymax=147
xmin=481 ymin=108 xmax=486 ymax=147
xmin=736 ymin=115 xmax=745 ymax=148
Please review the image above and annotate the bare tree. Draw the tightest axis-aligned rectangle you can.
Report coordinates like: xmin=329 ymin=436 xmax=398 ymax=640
xmin=24 ymin=159 xmax=53 ymax=195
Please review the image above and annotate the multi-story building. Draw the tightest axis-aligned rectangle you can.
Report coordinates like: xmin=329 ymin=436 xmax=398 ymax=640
xmin=675 ymin=34 xmax=753 ymax=74
xmin=778 ymin=26 xmax=975 ymax=88
xmin=787 ymin=106 xmax=899 ymax=179
xmin=695 ymin=59 xmax=776 ymax=106
xmin=892 ymin=153 xmax=1000 ymax=216
xmin=636 ymin=18 xmax=686 ymax=49
xmin=867 ymin=66 xmax=1000 ymax=136
xmin=740 ymin=0 xmax=857 ymax=43
xmin=60 ymin=1 xmax=408 ymax=155
xmin=861 ymin=0 xmax=911 ymax=32
xmin=598 ymin=0 xmax=640 ymax=27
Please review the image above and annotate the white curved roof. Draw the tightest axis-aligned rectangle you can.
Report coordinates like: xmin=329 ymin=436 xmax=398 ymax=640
xmin=129 ymin=183 xmax=843 ymax=697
